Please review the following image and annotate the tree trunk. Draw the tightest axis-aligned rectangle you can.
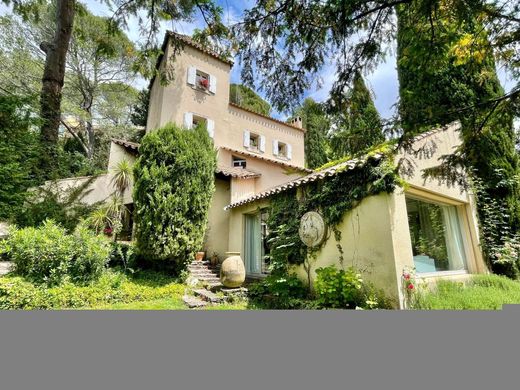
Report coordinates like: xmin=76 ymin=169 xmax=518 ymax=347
xmin=39 ymin=0 xmax=76 ymax=176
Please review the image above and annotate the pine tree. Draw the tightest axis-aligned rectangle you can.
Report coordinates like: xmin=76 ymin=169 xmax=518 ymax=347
xmin=330 ymin=71 xmax=384 ymax=158
xmin=292 ymin=98 xmax=330 ymax=169
xmin=229 ymin=84 xmax=271 ymax=116
xmin=397 ymin=3 xmax=520 ymax=275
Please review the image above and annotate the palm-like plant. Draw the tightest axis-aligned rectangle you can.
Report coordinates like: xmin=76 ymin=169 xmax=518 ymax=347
xmin=111 ymin=159 xmax=133 ymax=196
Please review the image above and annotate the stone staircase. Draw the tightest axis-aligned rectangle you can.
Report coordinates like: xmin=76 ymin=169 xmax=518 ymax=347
xmin=187 ymin=260 xmax=223 ymax=290
xmin=182 ymin=260 xmax=248 ymax=308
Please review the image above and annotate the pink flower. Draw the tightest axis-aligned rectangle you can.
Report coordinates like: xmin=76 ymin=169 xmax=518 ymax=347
xmin=199 ymin=78 xmax=209 ymax=88
xmin=407 ymin=283 xmax=414 ymax=290
xmin=403 ymin=273 xmax=411 ymax=280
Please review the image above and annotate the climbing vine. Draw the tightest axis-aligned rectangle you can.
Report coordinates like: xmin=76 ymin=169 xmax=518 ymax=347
xmin=266 ymin=146 xmax=402 ymax=278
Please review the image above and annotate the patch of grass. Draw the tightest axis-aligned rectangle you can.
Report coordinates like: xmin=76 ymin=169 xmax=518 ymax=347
xmin=0 ymin=269 xmax=188 ymax=310
xmin=89 ymin=297 xmax=188 ymax=310
xmin=413 ymin=274 xmax=520 ymax=310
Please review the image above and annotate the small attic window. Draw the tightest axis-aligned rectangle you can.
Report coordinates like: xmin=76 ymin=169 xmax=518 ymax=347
xmin=232 ymin=156 xmax=247 ymax=168
xmin=277 ymin=142 xmax=288 ymax=158
xmin=249 ymin=133 xmax=260 ymax=151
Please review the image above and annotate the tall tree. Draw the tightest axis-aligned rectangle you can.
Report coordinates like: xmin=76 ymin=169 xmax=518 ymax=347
xmin=38 ymin=0 xmax=75 ymax=175
xmin=130 ymin=87 xmax=150 ymax=127
xmin=3 ymin=0 xmax=227 ymax=177
xmin=292 ymin=98 xmax=330 ymax=169
xmin=396 ymin=2 xmax=520 ymax=274
xmin=234 ymin=1 xmax=519 ymax=112
xmin=330 ymin=71 xmax=384 ymax=158
xmin=229 ymin=84 xmax=271 ymax=116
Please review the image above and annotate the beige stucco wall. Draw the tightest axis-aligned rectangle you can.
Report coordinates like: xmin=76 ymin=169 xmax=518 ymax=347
xmin=218 ymin=149 xmax=304 ymax=196
xmin=146 ymin=37 xmax=306 ymax=174
xmin=291 ymin=193 xmax=401 ymax=306
xmin=204 ymin=178 xmax=231 ymax=259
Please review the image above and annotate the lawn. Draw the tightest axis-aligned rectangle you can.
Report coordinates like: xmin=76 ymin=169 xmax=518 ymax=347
xmin=0 ymin=269 xmax=248 ymax=310
xmin=413 ymin=274 xmax=520 ymax=310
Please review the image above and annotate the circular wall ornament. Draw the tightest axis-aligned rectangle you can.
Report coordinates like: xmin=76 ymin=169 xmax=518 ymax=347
xmin=299 ymin=211 xmax=327 ymax=248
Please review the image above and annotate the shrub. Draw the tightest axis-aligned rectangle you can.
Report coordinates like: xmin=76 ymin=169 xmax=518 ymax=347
xmin=0 ymin=220 xmax=110 ymax=285
xmin=0 ymin=270 xmax=186 ymax=310
xmin=0 ymin=94 xmax=40 ymax=220
xmin=248 ymin=274 xmax=309 ymax=309
xmin=315 ymin=265 xmax=391 ymax=309
xmin=14 ymin=179 xmax=100 ymax=232
xmin=133 ymin=123 xmax=216 ymax=270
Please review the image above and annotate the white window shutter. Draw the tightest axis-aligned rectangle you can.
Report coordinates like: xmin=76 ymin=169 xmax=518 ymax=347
xmin=259 ymin=135 xmax=266 ymax=153
xmin=209 ymin=74 xmax=217 ymax=94
xmin=272 ymin=140 xmax=279 ymax=156
xmin=184 ymin=112 xmax=193 ymax=129
xmin=187 ymin=67 xmax=196 ymax=85
xmin=287 ymin=144 xmax=292 ymax=160
xmin=243 ymin=130 xmax=250 ymax=148
xmin=206 ymin=119 xmax=215 ymax=138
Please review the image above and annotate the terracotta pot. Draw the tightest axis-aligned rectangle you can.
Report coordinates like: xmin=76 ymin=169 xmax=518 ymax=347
xmin=220 ymin=253 xmax=246 ymax=288
xmin=195 ymin=251 xmax=205 ymax=262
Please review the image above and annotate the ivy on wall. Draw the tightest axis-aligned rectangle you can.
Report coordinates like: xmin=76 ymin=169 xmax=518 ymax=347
xmin=266 ymin=147 xmax=401 ymax=277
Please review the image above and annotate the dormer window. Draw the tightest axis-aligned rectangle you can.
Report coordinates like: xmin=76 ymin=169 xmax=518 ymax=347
xmin=187 ymin=66 xmax=217 ymax=94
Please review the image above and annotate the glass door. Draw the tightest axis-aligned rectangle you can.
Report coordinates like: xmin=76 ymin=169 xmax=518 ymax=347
xmin=244 ymin=213 xmax=262 ymax=275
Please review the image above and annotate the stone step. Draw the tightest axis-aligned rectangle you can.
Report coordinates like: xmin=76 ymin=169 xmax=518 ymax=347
xmin=183 ymin=295 xmax=208 ymax=308
xmin=189 ymin=270 xmax=220 ymax=276
xmin=193 ymin=289 xmax=223 ymax=303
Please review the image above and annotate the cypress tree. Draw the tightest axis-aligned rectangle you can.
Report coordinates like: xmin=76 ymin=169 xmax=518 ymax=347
xmin=397 ymin=2 xmax=520 ymax=275
xmin=293 ymin=98 xmax=330 ymax=169
xmin=330 ymin=71 xmax=384 ymax=158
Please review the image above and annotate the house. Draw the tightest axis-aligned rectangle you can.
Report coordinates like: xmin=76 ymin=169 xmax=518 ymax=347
xmin=52 ymin=31 xmax=487 ymax=307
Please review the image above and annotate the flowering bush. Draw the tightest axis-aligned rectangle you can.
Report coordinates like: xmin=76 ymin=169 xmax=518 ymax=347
xmin=402 ymin=267 xmax=417 ymax=308
xmin=199 ymin=78 xmax=209 ymax=89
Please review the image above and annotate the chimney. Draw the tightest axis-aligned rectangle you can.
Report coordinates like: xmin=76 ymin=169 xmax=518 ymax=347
xmin=289 ymin=116 xmax=303 ymax=129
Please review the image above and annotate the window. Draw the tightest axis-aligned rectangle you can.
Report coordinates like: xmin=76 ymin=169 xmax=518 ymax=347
xmin=232 ymin=156 xmax=247 ymax=168
xmin=249 ymin=133 xmax=260 ymax=151
xmin=243 ymin=131 xmax=265 ymax=152
xmin=183 ymin=113 xmax=215 ymax=138
xmin=187 ymin=67 xmax=217 ymax=93
xmin=196 ymin=70 xmax=210 ymax=90
xmin=406 ymin=197 xmax=467 ymax=274
xmin=273 ymin=140 xmax=292 ymax=160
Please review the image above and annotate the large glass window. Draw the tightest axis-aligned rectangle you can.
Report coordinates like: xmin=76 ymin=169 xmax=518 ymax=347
xmin=406 ymin=197 xmax=467 ymax=273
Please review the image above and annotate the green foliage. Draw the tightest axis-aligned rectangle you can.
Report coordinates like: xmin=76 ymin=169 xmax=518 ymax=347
xmin=108 ymin=241 xmax=136 ymax=272
xmin=229 ymin=84 xmax=271 ymax=116
xmin=14 ymin=178 xmax=100 ymax=232
xmin=0 ymin=269 xmax=186 ymax=310
xmin=133 ymin=123 xmax=216 ymax=269
xmin=0 ymin=93 xmax=39 ymax=219
xmin=330 ymin=71 xmax=384 ymax=158
xmin=315 ymin=265 xmax=391 ymax=309
xmin=248 ymin=274 xmax=311 ymax=309
xmin=130 ymin=87 xmax=150 ymax=127
xmin=0 ymin=220 xmax=110 ymax=285
xmin=292 ymin=98 xmax=330 ymax=169
xmin=412 ymin=274 xmax=520 ymax=310
xmin=266 ymin=190 xmax=307 ymax=273
xmin=396 ymin=3 xmax=520 ymax=272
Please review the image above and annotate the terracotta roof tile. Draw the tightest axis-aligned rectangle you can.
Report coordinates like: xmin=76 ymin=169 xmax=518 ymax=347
xmin=220 ymin=146 xmax=312 ymax=173
xmin=112 ymin=138 xmax=140 ymax=154
xmin=216 ymin=165 xmax=261 ymax=179
xmin=229 ymin=103 xmax=306 ymax=132
xmin=225 ymin=153 xmax=385 ymax=210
